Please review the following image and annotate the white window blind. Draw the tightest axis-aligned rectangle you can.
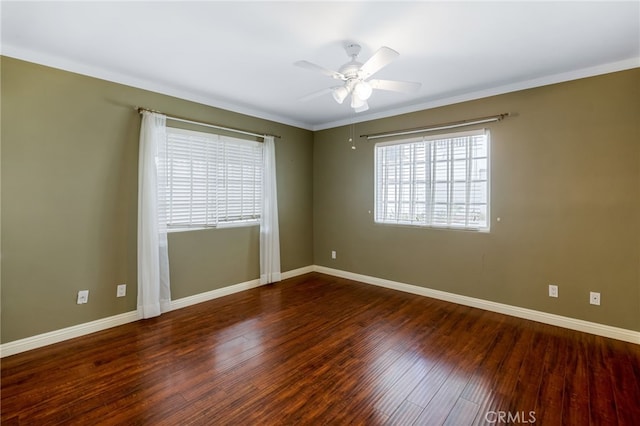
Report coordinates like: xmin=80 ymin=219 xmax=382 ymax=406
xmin=374 ymin=129 xmax=490 ymax=231
xmin=160 ymin=128 xmax=263 ymax=230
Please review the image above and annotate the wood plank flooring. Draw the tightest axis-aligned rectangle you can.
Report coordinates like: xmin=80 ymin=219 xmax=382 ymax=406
xmin=2 ymin=272 xmax=639 ymax=425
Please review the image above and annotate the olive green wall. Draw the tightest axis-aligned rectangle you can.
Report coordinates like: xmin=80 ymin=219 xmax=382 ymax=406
xmin=1 ymin=57 xmax=314 ymax=343
xmin=2 ymin=56 xmax=638 ymax=344
xmin=314 ymin=69 xmax=640 ymax=332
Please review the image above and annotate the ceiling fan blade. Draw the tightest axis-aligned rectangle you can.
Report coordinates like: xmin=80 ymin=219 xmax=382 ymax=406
xmin=359 ymin=46 xmax=399 ymax=79
xmin=369 ymin=79 xmax=422 ymax=93
xmin=294 ymin=60 xmax=344 ymax=80
xmin=298 ymin=87 xmax=334 ymax=102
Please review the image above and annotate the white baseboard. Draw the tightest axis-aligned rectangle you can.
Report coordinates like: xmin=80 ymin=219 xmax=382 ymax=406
xmin=0 ymin=266 xmax=315 ymax=358
xmin=4 ymin=264 xmax=636 ymax=358
xmin=313 ymin=265 xmax=640 ymax=345
xmin=170 ymin=266 xmax=315 ymax=311
xmin=169 ymin=278 xmax=262 ymax=311
xmin=0 ymin=311 xmax=140 ymax=358
xmin=281 ymin=265 xmax=315 ymax=280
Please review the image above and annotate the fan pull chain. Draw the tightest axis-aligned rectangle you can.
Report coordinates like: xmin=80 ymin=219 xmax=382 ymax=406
xmin=349 ymin=124 xmax=356 ymax=150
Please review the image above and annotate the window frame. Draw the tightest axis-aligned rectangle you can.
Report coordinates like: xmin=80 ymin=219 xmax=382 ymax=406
xmin=374 ymin=128 xmax=490 ymax=232
xmin=161 ymin=127 xmax=263 ymax=233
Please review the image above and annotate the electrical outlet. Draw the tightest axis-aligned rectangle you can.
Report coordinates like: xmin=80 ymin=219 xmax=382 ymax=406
xmin=331 ymin=250 xmax=336 ymax=260
xmin=590 ymin=292 xmax=601 ymax=306
xmin=117 ymin=284 xmax=126 ymax=297
xmin=77 ymin=290 xmax=89 ymax=304
xmin=548 ymin=284 xmax=558 ymax=298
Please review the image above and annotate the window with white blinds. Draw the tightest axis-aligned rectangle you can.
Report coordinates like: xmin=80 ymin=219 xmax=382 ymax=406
xmin=374 ymin=129 xmax=490 ymax=231
xmin=160 ymin=128 xmax=263 ymax=230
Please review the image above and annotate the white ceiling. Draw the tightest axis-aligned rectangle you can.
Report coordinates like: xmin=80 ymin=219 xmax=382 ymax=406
xmin=2 ymin=1 xmax=639 ymax=130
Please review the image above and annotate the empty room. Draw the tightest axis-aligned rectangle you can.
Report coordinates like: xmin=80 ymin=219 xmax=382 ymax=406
xmin=1 ymin=1 xmax=639 ymax=425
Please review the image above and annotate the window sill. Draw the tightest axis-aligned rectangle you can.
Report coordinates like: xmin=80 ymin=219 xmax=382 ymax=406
xmin=167 ymin=221 xmax=260 ymax=233
xmin=373 ymin=220 xmax=490 ymax=233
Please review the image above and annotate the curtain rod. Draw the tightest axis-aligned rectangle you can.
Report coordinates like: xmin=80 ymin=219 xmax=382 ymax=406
xmin=360 ymin=113 xmax=510 ymax=140
xmin=136 ymin=107 xmax=281 ymax=139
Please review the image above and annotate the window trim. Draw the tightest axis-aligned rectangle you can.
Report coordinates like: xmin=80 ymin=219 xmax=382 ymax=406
xmin=374 ymin=128 xmax=490 ymax=232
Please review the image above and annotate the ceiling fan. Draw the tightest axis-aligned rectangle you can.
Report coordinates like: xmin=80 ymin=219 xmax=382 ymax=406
xmin=295 ymin=43 xmax=421 ymax=113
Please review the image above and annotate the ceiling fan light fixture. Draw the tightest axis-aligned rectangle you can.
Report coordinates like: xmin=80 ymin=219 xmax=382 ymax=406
xmin=351 ymin=92 xmax=366 ymax=109
xmin=332 ymin=86 xmax=350 ymax=104
xmin=296 ymin=43 xmax=415 ymax=115
xmin=353 ymin=81 xmax=373 ymax=100
xmin=353 ymin=100 xmax=369 ymax=113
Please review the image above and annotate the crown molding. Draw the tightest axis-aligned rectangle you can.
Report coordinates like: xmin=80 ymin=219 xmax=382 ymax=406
xmin=2 ymin=44 xmax=638 ymax=132
xmin=312 ymin=57 xmax=640 ymax=131
xmin=0 ymin=44 xmax=312 ymax=130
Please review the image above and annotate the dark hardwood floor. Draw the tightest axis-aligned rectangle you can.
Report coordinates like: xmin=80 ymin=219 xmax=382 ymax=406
xmin=2 ymin=272 xmax=639 ymax=425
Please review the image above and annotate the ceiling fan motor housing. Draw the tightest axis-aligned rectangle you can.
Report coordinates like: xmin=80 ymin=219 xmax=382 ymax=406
xmin=339 ymin=62 xmax=363 ymax=80
xmin=341 ymin=43 xmax=365 ymax=79
xmin=344 ymin=43 xmax=361 ymax=58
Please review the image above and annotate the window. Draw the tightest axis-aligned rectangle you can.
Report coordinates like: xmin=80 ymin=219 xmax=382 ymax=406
xmin=160 ymin=128 xmax=263 ymax=230
xmin=374 ymin=129 xmax=489 ymax=231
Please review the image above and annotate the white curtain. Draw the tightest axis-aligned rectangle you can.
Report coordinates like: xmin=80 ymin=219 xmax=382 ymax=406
xmin=260 ymin=135 xmax=281 ymax=284
xmin=137 ymin=111 xmax=171 ymax=318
